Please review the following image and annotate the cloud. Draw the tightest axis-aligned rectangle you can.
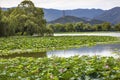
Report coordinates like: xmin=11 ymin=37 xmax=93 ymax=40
xmin=0 ymin=0 xmax=120 ymax=10
xmin=0 ymin=0 xmax=22 ymax=7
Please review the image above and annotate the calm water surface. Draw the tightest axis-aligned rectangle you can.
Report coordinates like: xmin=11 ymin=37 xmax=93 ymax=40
xmin=54 ymin=32 xmax=120 ymax=37
xmin=47 ymin=43 xmax=120 ymax=58
xmin=1 ymin=43 xmax=120 ymax=58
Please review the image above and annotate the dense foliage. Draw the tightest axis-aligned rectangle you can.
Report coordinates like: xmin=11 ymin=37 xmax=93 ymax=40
xmin=0 ymin=0 xmax=53 ymax=37
xmin=47 ymin=22 xmax=120 ymax=32
xmin=0 ymin=36 xmax=119 ymax=56
xmin=0 ymin=56 xmax=120 ymax=80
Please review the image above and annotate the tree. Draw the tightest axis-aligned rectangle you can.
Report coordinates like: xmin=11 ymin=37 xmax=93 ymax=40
xmin=45 ymin=25 xmax=54 ymax=36
xmin=9 ymin=0 xmax=46 ymax=36
xmin=93 ymin=24 xmax=102 ymax=31
xmin=0 ymin=8 xmax=9 ymax=37
xmin=54 ymin=23 xmax=66 ymax=32
xmin=65 ymin=23 xmax=75 ymax=32
xmin=74 ymin=22 xmax=84 ymax=32
xmin=101 ymin=22 xmax=111 ymax=31
xmin=33 ymin=8 xmax=46 ymax=36
xmin=0 ymin=8 xmax=4 ymax=37
xmin=47 ymin=24 xmax=55 ymax=32
xmin=0 ymin=8 xmax=2 ymax=26
xmin=0 ymin=8 xmax=2 ymax=19
xmin=114 ymin=23 xmax=120 ymax=31
xmin=83 ymin=23 xmax=92 ymax=31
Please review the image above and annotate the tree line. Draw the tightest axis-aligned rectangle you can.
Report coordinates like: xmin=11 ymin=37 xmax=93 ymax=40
xmin=47 ymin=22 xmax=120 ymax=32
xmin=0 ymin=0 xmax=53 ymax=37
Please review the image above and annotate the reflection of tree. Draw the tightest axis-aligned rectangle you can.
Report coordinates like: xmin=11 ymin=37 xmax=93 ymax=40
xmin=47 ymin=44 xmax=120 ymax=57
xmin=0 ymin=52 xmax=47 ymax=58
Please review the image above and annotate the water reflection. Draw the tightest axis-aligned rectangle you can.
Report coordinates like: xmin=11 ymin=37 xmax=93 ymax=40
xmin=0 ymin=52 xmax=47 ymax=59
xmin=54 ymin=33 xmax=120 ymax=37
xmin=47 ymin=44 xmax=120 ymax=57
xmin=1 ymin=44 xmax=120 ymax=58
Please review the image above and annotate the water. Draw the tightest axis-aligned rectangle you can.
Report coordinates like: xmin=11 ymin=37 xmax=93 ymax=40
xmin=0 ymin=52 xmax=46 ymax=58
xmin=1 ymin=43 xmax=120 ymax=58
xmin=54 ymin=32 xmax=120 ymax=37
xmin=47 ymin=43 xmax=120 ymax=58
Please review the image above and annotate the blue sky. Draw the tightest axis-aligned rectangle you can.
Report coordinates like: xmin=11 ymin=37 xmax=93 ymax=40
xmin=0 ymin=0 xmax=120 ymax=10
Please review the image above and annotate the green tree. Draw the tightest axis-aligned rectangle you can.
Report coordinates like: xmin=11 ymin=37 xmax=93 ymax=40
xmin=83 ymin=23 xmax=92 ymax=31
xmin=74 ymin=22 xmax=84 ymax=32
xmin=0 ymin=8 xmax=4 ymax=37
xmin=54 ymin=23 xmax=66 ymax=32
xmin=114 ymin=23 xmax=120 ymax=31
xmin=0 ymin=8 xmax=2 ymax=26
xmin=33 ymin=8 xmax=46 ymax=36
xmin=102 ymin=22 xmax=111 ymax=31
xmin=47 ymin=24 xmax=55 ymax=32
xmin=93 ymin=24 xmax=102 ymax=31
xmin=65 ymin=23 xmax=75 ymax=32
xmin=9 ymin=0 xmax=46 ymax=36
xmin=45 ymin=25 xmax=54 ymax=36
xmin=0 ymin=9 xmax=10 ymax=37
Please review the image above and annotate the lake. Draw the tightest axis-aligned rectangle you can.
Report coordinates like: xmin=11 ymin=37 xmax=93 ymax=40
xmin=47 ymin=43 xmax=120 ymax=58
xmin=54 ymin=32 xmax=120 ymax=37
xmin=1 ymin=43 xmax=120 ymax=58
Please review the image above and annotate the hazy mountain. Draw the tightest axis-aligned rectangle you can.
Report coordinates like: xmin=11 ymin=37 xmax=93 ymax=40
xmin=43 ymin=9 xmax=63 ymax=22
xmin=1 ymin=8 xmax=8 ymax=11
xmin=94 ymin=7 xmax=120 ymax=24
xmin=44 ymin=8 xmax=105 ymax=21
xmin=49 ymin=16 xmax=85 ymax=24
xmin=49 ymin=16 xmax=104 ymax=24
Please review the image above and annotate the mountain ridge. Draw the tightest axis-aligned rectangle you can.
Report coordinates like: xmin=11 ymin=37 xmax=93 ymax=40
xmin=94 ymin=7 xmax=120 ymax=24
xmin=44 ymin=8 xmax=105 ymax=21
xmin=48 ymin=16 xmax=105 ymax=24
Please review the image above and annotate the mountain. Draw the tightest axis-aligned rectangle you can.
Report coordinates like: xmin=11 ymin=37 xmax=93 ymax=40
xmin=49 ymin=16 xmax=85 ymax=24
xmin=94 ymin=7 xmax=120 ymax=24
xmin=49 ymin=16 xmax=104 ymax=24
xmin=1 ymin=8 xmax=9 ymax=11
xmin=43 ymin=9 xmax=63 ymax=22
xmin=44 ymin=8 xmax=105 ymax=21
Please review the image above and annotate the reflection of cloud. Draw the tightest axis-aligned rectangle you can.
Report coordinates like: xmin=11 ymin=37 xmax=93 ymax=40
xmin=47 ymin=44 xmax=120 ymax=58
xmin=0 ymin=0 xmax=120 ymax=10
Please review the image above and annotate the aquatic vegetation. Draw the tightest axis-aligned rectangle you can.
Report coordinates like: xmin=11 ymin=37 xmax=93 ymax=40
xmin=0 ymin=36 xmax=119 ymax=56
xmin=0 ymin=56 xmax=120 ymax=80
xmin=0 ymin=36 xmax=120 ymax=79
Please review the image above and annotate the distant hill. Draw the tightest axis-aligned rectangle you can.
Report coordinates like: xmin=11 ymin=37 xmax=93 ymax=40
xmin=44 ymin=8 xmax=105 ymax=21
xmin=48 ymin=16 xmax=85 ymax=24
xmin=43 ymin=9 xmax=63 ymax=22
xmin=94 ymin=7 xmax=120 ymax=24
xmin=48 ymin=16 xmax=104 ymax=24
xmin=1 ymin=8 xmax=8 ymax=11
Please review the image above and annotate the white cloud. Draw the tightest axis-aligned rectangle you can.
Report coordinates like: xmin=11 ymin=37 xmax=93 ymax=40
xmin=0 ymin=0 xmax=120 ymax=10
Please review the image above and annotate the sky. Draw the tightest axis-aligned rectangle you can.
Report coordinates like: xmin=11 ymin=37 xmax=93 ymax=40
xmin=0 ymin=0 xmax=120 ymax=10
